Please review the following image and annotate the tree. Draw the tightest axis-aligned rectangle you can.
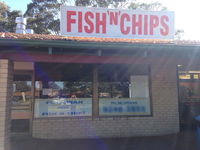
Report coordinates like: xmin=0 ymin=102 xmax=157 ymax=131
xmin=128 ymin=1 xmax=167 ymax=11
xmin=0 ymin=1 xmax=22 ymax=32
xmin=75 ymin=0 xmax=167 ymax=10
xmin=15 ymin=81 xmax=31 ymax=92
xmin=75 ymin=0 xmax=127 ymax=8
xmin=25 ymin=0 xmax=68 ymax=34
xmin=0 ymin=1 xmax=8 ymax=31
xmin=0 ymin=1 xmax=8 ymax=21
xmin=5 ymin=10 xmax=22 ymax=32
xmin=175 ymin=29 xmax=184 ymax=40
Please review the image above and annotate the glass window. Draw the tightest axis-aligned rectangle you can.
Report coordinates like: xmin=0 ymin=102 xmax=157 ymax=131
xmin=34 ymin=63 xmax=93 ymax=118
xmin=98 ymin=64 xmax=151 ymax=116
xmin=12 ymin=73 xmax=32 ymax=132
xmin=13 ymin=74 xmax=32 ymax=105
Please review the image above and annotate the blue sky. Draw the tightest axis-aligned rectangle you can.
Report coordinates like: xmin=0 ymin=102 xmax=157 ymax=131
xmin=2 ymin=0 xmax=32 ymax=13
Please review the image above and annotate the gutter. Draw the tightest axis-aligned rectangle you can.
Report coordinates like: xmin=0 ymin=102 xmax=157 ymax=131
xmin=0 ymin=38 xmax=200 ymax=51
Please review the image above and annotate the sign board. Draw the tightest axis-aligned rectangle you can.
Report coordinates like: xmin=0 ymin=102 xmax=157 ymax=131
xmin=34 ymin=98 xmax=92 ymax=118
xmin=99 ymin=98 xmax=151 ymax=116
xmin=14 ymin=61 xmax=34 ymax=70
xmin=61 ymin=6 xmax=174 ymax=39
xmin=34 ymin=98 xmax=150 ymax=118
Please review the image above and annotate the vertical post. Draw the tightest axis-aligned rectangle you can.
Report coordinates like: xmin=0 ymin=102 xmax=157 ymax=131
xmin=0 ymin=59 xmax=13 ymax=150
xmin=30 ymin=63 xmax=35 ymax=136
xmin=92 ymin=65 xmax=99 ymax=118
xmin=48 ymin=47 xmax=53 ymax=55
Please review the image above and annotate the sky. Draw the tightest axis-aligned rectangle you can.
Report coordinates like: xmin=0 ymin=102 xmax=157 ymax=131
xmin=159 ymin=0 xmax=200 ymax=40
xmin=3 ymin=0 xmax=32 ymax=13
xmin=2 ymin=0 xmax=200 ymax=40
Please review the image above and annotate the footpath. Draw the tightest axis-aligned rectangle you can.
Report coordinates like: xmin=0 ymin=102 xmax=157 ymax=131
xmin=11 ymin=130 xmax=198 ymax=150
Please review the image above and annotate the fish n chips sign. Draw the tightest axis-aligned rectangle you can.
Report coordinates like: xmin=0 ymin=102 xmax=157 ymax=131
xmin=60 ymin=6 xmax=174 ymax=39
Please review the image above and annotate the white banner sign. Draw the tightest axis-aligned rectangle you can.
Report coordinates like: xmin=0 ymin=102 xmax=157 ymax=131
xmin=61 ymin=6 xmax=174 ymax=39
xmin=34 ymin=98 xmax=150 ymax=118
xmin=34 ymin=98 xmax=92 ymax=118
xmin=99 ymin=98 xmax=151 ymax=116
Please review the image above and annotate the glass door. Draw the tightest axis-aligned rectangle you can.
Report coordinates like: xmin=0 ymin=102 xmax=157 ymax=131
xmin=11 ymin=71 xmax=34 ymax=133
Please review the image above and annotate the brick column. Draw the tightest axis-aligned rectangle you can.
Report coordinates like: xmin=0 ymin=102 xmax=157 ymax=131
xmin=0 ymin=59 xmax=13 ymax=150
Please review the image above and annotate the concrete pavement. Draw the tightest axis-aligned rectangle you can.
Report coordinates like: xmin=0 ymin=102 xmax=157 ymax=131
xmin=11 ymin=130 xmax=199 ymax=150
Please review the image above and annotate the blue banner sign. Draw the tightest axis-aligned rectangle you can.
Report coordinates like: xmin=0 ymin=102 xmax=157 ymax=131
xmin=99 ymin=98 xmax=150 ymax=116
xmin=34 ymin=98 xmax=92 ymax=118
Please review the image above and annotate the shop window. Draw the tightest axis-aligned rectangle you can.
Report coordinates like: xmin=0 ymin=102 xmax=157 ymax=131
xmin=98 ymin=64 xmax=151 ymax=116
xmin=34 ymin=63 xmax=93 ymax=118
xmin=13 ymin=74 xmax=32 ymax=105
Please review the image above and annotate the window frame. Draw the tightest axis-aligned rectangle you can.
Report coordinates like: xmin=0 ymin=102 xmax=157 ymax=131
xmin=97 ymin=64 xmax=153 ymax=117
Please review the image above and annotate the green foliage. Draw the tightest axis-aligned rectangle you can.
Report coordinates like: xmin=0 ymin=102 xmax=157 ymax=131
xmin=15 ymin=81 xmax=31 ymax=92
xmin=24 ymin=0 xmax=67 ymax=34
xmin=0 ymin=1 xmax=22 ymax=32
xmin=0 ymin=1 xmax=8 ymax=31
xmin=128 ymin=1 xmax=167 ymax=11
xmin=0 ymin=1 xmax=8 ymax=21
xmin=74 ymin=0 xmax=167 ymax=10
xmin=175 ymin=29 xmax=184 ymax=40
xmin=75 ymin=0 xmax=127 ymax=8
xmin=63 ymin=81 xmax=92 ymax=98
xmin=6 ymin=10 xmax=22 ymax=32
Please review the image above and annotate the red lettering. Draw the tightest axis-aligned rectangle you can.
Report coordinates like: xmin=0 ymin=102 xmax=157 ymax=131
xmin=84 ymin=12 xmax=94 ymax=33
xmin=132 ymin=14 xmax=142 ymax=35
xmin=160 ymin=15 xmax=169 ymax=36
xmin=110 ymin=12 xmax=118 ymax=25
xmin=144 ymin=15 xmax=148 ymax=35
xmin=120 ymin=13 xmax=130 ymax=35
xmin=96 ymin=13 xmax=106 ymax=34
xmin=67 ymin=11 xmax=76 ymax=32
xmin=150 ymin=15 xmax=159 ymax=35
xmin=78 ymin=12 xmax=82 ymax=33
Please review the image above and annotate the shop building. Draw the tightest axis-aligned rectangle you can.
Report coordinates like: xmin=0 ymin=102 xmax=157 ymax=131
xmin=1 ymin=31 xmax=200 ymax=148
xmin=1 ymin=6 xmax=200 ymax=150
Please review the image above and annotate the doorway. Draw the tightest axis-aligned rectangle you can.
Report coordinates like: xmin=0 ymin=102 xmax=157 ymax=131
xmin=11 ymin=71 xmax=34 ymax=133
xmin=178 ymin=65 xmax=200 ymax=130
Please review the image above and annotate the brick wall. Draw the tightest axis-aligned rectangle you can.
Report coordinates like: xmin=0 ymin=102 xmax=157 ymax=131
xmin=0 ymin=60 xmax=13 ymax=150
xmin=32 ymin=63 xmax=180 ymax=139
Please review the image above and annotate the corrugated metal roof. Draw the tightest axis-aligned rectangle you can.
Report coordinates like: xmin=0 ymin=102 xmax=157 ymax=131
xmin=0 ymin=32 xmax=200 ymax=46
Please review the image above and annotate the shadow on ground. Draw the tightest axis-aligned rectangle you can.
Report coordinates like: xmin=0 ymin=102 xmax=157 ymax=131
xmin=11 ymin=130 xmax=199 ymax=150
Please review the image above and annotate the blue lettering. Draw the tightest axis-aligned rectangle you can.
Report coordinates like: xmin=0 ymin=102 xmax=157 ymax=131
xmin=114 ymin=107 xmax=118 ymax=112
xmin=131 ymin=106 xmax=136 ymax=112
xmin=118 ymin=107 xmax=123 ymax=112
xmin=108 ymin=107 xmax=112 ymax=113
xmin=135 ymin=106 xmax=140 ymax=112
xmin=141 ymin=106 xmax=146 ymax=112
xmin=103 ymin=107 xmax=108 ymax=113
